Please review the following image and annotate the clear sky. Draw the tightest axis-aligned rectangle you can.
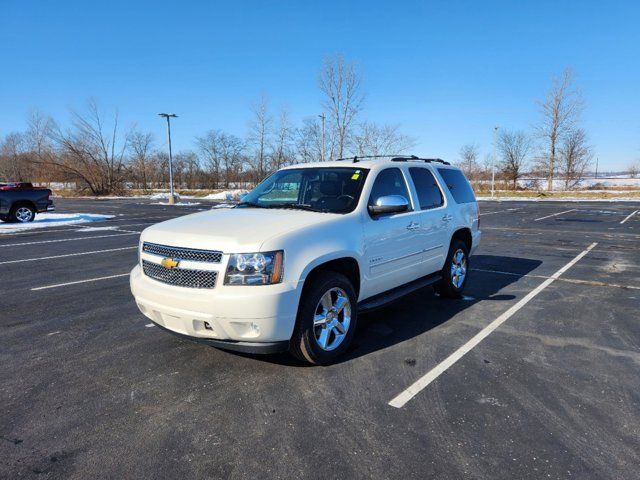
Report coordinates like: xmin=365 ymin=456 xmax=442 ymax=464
xmin=1 ymin=0 xmax=638 ymax=170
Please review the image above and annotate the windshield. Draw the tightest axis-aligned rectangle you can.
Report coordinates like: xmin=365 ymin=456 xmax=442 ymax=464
xmin=238 ymin=167 xmax=369 ymax=213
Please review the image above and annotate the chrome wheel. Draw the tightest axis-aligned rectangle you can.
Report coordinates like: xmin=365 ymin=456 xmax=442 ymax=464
xmin=450 ymin=249 xmax=467 ymax=289
xmin=15 ymin=207 xmax=34 ymax=222
xmin=313 ymin=287 xmax=351 ymax=351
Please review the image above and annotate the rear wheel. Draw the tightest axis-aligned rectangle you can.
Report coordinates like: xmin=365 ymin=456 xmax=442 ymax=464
xmin=10 ymin=204 xmax=36 ymax=223
xmin=436 ymin=239 xmax=469 ymax=298
xmin=290 ymin=271 xmax=357 ymax=365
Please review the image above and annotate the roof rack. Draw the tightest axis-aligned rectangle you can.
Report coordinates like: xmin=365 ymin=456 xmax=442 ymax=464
xmin=335 ymin=154 xmax=404 ymax=163
xmin=391 ymin=156 xmax=450 ymax=165
xmin=335 ymin=154 xmax=450 ymax=165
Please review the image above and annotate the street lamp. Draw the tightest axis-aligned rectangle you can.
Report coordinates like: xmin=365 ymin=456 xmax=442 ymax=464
xmin=318 ymin=113 xmax=326 ymax=162
xmin=158 ymin=113 xmax=178 ymax=205
xmin=491 ymin=126 xmax=499 ymax=199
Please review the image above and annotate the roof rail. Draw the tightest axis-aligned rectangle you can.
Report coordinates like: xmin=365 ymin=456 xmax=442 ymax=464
xmin=335 ymin=154 xmax=405 ymax=163
xmin=391 ymin=156 xmax=451 ymax=165
xmin=334 ymin=154 xmax=450 ymax=165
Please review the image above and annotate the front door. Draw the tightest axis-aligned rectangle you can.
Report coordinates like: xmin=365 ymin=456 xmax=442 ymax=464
xmin=362 ymin=168 xmax=423 ymax=298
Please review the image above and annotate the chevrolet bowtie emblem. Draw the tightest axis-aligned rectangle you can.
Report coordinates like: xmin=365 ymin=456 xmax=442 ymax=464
xmin=161 ymin=257 xmax=179 ymax=269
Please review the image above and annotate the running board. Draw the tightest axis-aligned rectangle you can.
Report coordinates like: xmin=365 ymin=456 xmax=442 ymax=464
xmin=358 ymin=273 xmax=442 ymax=313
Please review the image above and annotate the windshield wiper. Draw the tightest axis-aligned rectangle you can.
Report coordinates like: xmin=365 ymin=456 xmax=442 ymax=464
xmin=236 ymin=201 xmax=270 ymax=209
xmin=265 ymin=203 xmax=329 ymax=213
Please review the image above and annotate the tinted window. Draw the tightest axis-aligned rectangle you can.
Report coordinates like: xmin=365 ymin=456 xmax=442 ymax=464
xmin=437 ymin=168 xmax=476 ymax=204
xmin=369 ymin=168 xmax=410 ymax=206
xmin=409 ymin=167 xmax=444 ymax=210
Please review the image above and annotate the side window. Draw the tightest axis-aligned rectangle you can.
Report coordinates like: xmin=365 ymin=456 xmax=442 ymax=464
xmin=437 ymin=168 xmax=476 ymax=204
xmin=368 ymin=168 xmax=411 ymax=207
xmin=409 ymin=167 xmax=444 ymax=210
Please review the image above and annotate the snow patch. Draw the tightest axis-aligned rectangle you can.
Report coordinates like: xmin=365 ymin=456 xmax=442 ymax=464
xmin=203 ymin=189 xmax=248 ymax=201
xmin=0 ymin=213 xmax=114 ymax=233
xmin=149 ymin=192 xmax=181 ymax=201
xmin=151 ymin=201 xmax=201 ymax=206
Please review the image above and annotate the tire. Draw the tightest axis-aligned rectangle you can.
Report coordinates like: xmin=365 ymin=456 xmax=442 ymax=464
xmin=436 ymin=239 xmax=469 ymax=298
xmin=10 ymin=203 xmax=36 ymax=223
xmin=289 ymin=271 xmax=358 ymax=365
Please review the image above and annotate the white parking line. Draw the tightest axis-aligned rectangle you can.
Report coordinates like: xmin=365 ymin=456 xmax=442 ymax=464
xmin=0 ymin=246 xmax=137 ymax=265
xmin=533 ymin=208 xmax=576 ymax=221
xmin=620 ymin=209 xmax=638 ymax=224
xmin=31 ymin=273 xmax=130 ymax=291
xmin=480 ymin=208 xmax=521 ymax=216
xmin=0 ymin=232 xmax=138 ymax=247
xmin=388 ymin=242 xmax=598 ymax=409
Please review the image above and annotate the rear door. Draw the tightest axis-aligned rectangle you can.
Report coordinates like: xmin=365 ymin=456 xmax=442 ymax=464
xmin=362 ymin=167 xmax=423 ymax=298
xmin=407 ymin=166 xmax=450 ymax=273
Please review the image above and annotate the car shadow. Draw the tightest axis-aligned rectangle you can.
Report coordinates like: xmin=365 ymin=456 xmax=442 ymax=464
xmin=223 ymin=254 xmax=542 ymax=367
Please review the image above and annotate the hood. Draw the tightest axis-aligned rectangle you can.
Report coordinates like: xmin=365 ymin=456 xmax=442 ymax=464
xmin=141 ymin=207 xmax=338 ymax=252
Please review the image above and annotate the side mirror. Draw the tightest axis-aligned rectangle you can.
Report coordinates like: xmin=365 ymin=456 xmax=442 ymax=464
xmin=368 ymin=195 xmax=409 ymax=215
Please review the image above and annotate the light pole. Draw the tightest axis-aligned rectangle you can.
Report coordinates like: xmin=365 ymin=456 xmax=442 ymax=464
xmin=158 ymin=113 xmax=178 ymax=205
xmin=318 ymin=113 xmax=326 ymax=162
xmin=491 ymin=126 xmax=499 ymax=199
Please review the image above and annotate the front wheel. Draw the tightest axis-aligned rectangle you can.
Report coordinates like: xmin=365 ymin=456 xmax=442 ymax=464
xmin=436 ymin=239 xmax=469 ymax=298
xmin=290 ymin=271 xmax=357 ymax=365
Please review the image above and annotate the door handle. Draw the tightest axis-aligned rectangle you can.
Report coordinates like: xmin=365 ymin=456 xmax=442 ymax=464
xmin=442 ymin=214 xmax=453 ymax=222
xmin=406 ymin=221 xmax=420 ymax=231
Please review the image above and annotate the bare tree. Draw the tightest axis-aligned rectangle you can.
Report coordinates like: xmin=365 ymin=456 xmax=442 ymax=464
xmin=558 ymin=129 xmax=592 ymax=189
xmin=196 ymin=129 xmax=225 ymax=188
xmin=296 ymin=117 xmax=324 ymax=163
xmin=129 ymin=131 xmax=155 ymax=191
xmin=351 ymin=122 xmax=415 ymax=157
xmin=536 ymin=68 xmax=583 ymax=191
xmin=627 ymin=160 xmax=640 ymax=178
xmin=46 ymin=100 xmax=130 ymax=194
xmin=271 ymin=107 xmax=295 ymax=171
xmin=497 ymin=130 xmax=531 ymax=189
xmin=457 ymin=143 xmax=481 ymax=181
xmin=247 ymin=95 xmax=273 ymax=181
xmin=0 ymin=132 xmax=32 ymax=181
xmin=318 ymin=55 xmax=364 ymax=159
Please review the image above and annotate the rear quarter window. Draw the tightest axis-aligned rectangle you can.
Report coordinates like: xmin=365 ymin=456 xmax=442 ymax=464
xmin=437 ymin=168 xmax=476 ymax=204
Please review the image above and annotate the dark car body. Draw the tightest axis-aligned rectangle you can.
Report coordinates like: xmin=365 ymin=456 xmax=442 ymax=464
xmin=0 ymin=184 xmax=54 ymax=222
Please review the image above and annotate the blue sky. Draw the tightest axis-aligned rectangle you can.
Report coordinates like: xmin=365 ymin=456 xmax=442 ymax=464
xmin=1 ymin=0 xmax=638 ymax=170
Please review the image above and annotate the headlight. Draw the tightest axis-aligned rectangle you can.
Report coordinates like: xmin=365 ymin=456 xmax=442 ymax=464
xmin=224 ymin=251 xmax=284 ymax=285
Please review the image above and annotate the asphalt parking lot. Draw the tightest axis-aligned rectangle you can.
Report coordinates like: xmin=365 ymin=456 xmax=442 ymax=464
xmin=1 ymin=198 xmax=639 ymax=479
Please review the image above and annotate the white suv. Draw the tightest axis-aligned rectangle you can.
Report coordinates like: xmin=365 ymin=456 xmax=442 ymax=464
xmin=130 ymin=156 xmax=481 ymax=364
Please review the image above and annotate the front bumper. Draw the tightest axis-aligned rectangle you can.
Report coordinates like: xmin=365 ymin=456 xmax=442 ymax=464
xmin=130 ymin=265 xmax=301 ymax=352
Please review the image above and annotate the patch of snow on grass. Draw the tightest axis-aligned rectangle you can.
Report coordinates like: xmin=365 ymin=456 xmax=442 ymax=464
xmin=0 ymin=213 xmax=114 ymax=233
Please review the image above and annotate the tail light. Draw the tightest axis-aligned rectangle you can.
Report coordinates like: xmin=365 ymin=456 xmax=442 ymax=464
xmin=48 ymin=191 xmax=53 ymax=201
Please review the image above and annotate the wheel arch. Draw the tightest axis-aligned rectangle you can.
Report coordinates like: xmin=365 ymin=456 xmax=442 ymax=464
xmin=301 ymin=256 xmax=361 ymax=299
xmin=451 ymin=227 xmax=472 ymax=252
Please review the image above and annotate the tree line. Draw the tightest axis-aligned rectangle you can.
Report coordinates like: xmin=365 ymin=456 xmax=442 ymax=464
xmin=457 ymin=69 xmax=607 ymax=191
xmin=2 ymin=60 xmax=635 ymax=195
xmin=0 ymin=56 xmax=414 ymax=195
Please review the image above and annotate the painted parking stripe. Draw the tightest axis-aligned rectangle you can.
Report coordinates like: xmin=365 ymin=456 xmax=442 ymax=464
xmin=388 ymin=242 xmax=598 ymax=409
xmin=533 ymin=208 xmax=576 ymax=221
xmin=620 ymin=210 xmax=638 ymax=224
xmin=0 ymin=246 xmax=137 ymax=265
xmin=479 ymin=208 xmax=521 ymax=216
xmin=0 ymin=232 xmax=138 ymax=247
xmin=31 ymin=273 xmax=130 ymax=291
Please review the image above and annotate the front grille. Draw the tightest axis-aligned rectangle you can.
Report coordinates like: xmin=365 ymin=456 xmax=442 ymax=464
xmin=142 ymin=260 xmax=218 ymax=289
xmin=142 ymin=242 xmax=222 ymax=263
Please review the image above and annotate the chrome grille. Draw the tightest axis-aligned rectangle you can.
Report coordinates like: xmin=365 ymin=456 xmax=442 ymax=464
xmin=142 ymin=260 xmax=218 ymax=289
xmin=142 ymin=242 xmax=222 ymax=263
